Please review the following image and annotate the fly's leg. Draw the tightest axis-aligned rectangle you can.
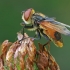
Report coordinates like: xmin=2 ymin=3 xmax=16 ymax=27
xmin=43 ymin=40 xmax=51 ymax=51
xmin=20 ymin=22 xmax=25 ymax=36
xmin=20 ymin=21 xmax=42 ymax=40
xmin=20 ymin=22 xmax=34 ymax=33
xmin=33 ymin=29 xmax=41 ymax=40
xmin=40 ymin=29 xmax=51 ymax=51
xmin=22 ymin=27 xmax=24 ymax=37
xmin=24 ymin=25 xmax=41 ymax=40
xmin=43 ymin=40 xmax=51 ymax=69
xmin=20 ymin=22 xmax=41 ymax=40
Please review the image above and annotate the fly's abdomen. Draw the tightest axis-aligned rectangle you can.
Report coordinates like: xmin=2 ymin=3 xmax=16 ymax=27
xmin=43 ymin=28 xmax=63 ymax=47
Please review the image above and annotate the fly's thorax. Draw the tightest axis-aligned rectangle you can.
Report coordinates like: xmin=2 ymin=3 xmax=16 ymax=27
xmin=34 ymin=13 xmax=46 ymax=17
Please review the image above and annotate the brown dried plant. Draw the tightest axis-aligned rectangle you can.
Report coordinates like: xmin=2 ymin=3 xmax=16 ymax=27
xmin=0 ymin=32 xmax=60 ymax=70
xmin=35 ymin=43 xmax=60 ymax=70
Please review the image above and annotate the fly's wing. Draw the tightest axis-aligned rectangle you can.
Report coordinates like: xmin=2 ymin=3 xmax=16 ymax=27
xmin=37 ymin=16 xmax=70 ymax=36
xmin=40 ymin=20 xmax=70 ymax=36
xmin=32 ymin=13 xmax=70 ymax=36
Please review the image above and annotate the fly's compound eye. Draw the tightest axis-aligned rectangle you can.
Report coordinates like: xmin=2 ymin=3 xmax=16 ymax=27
xmin=24 ymin=8 xmax=32 ymax=21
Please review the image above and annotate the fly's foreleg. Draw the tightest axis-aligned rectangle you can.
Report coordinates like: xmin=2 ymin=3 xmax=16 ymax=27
xmin=24 ymin=25 xmax=34 ymax=28
xmin=19 ymin=22 xmax=34 ymax=42
xmin=21 ymin=22 xmax=34 ymax=29
xmin=21 ymin=22 xmax=34 ymax=34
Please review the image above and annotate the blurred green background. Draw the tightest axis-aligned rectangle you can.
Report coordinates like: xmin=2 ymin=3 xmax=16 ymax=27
xmin=0 ymin=0 xmax=70 ymax=70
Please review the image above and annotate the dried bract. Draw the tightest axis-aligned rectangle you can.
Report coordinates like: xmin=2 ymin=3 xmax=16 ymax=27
xmin=0 ymin=57 xmax=4 ymax=70
xmin=1 ymin=40 xmax=12 ymax=59
xmin=35 ymin=43 xmax=60 ymax=70
xmin=6 ymin=41 xmax=20 ymax=62
xmin=17 ymin=33 xmax=36 ymax=70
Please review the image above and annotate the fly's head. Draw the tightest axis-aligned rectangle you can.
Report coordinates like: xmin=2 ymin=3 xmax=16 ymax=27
xmin=22 ymin=8 xmax=35 ymax=25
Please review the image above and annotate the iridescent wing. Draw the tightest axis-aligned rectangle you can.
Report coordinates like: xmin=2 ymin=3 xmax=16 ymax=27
xmin=32 ymin=14 xmax=70 ymax=36
xmin=41 ymin=20 xmax=70 ymax=36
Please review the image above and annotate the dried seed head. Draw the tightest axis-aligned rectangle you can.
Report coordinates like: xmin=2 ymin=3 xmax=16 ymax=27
xmin=36 ymin=43 xmax=60 ymax=70
xmin=1 ymin=40 xmax=12 ymax=53
xmin=6 ymin=41 xmax=20 ymax=62
xmin=0 ymin=57 xmax=4 ymax=70
xmin=17 ymin=33 xmax=36 ymax=70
